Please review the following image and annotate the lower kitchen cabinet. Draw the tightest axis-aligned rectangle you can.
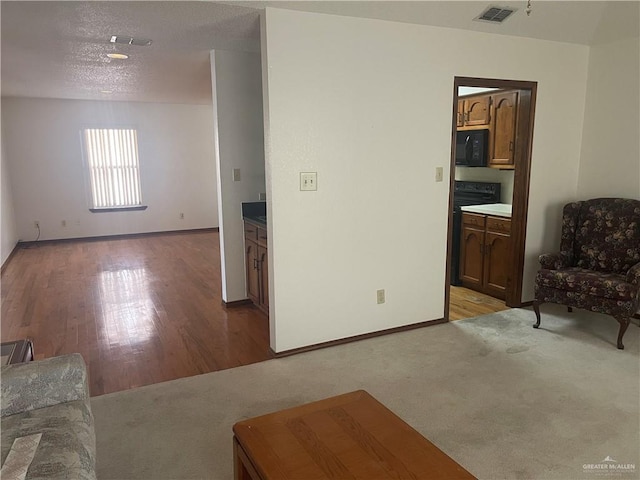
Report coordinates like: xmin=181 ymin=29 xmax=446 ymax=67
xmin=244 ymin=221 xmax=269 ymax=314
xmin=258 ymin=245 xmax=269 ymax=311
xmin=460 ymin=212 xmax=511 ymax=300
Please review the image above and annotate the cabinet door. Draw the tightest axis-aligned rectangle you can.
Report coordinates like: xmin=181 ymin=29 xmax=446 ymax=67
xmin=456 ymin=99 xmax=464 ymax=127
xmin=483 ymin=231 xmax=511 ymax=299
xmin=464 ymin=96 xmax=491 ymax=126
xmin=460 ymin=225 xmax=485 ymax=289
xmin=490 ymin=91 xmax=518 ymax=167
xmin=245 ymin=239 xmax=260 ymax=304
xmin=258 ymin=246 xmax=269 ymax=311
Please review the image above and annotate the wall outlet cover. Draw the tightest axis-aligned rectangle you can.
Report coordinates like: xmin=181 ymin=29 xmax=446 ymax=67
xmin=300 ymin=172 xmax=317 ymax=191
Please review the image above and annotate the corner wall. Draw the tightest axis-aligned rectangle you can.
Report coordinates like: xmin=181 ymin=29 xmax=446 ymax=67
xmin=577 ymin=35 xmax=640 ymax=199
xmin=1 ymin=98 xmax=218 ymax=241
xmin=1 ymin=127 xmax=18 ymax=265
xmin=262 ymin=8 xmax=590 ymax=352
xmin=210 ymin=50 xmax=266 ymax=302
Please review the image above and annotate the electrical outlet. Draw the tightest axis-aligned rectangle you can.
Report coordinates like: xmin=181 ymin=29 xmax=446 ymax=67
xmin=376 ymin=289 xmax=385 ymax=304
xmin=179 ymin=213 xmax=184 ymax=220
xmin=34 ymin=221 xmax=40 ymax=229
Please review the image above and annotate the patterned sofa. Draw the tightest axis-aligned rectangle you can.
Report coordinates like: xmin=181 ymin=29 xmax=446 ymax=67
xmin=1 ymin=354 xmax=96 ymax=479
xmin=533 ymin=198 xmax=640 ymax=349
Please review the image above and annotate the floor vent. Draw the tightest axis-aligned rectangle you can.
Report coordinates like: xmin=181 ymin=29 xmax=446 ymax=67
xmin=475 ymin=6 xmax=516 ymax=23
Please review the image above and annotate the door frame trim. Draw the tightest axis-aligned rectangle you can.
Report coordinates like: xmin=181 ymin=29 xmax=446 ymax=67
xmin=445 ymin=77 xmax=538 ymax=320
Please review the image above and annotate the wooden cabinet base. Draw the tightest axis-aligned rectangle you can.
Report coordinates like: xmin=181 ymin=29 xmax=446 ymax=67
xmin=460 ymin=213 xmax=511 ymax=300
xmin=244 ymin=220 xmax=269 ymax=316
xmin=233 ymin=390 xmax=476 ymax=480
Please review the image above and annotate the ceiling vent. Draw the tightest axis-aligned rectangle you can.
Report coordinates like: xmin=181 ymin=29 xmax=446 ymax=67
xmin=475 ymin=6 xmax=516 ymax=23
xmin=110 ymin=35 xmax=152 ymax=47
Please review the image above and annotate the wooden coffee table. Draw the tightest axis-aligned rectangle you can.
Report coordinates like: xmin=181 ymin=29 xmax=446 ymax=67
xmin=233 ymin=390 xmax=476 ymax=480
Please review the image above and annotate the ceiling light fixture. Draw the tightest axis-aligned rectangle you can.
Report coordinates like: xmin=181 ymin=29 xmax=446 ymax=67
xmin=100 ymin=90 xmax=113 ymax=94
xmin=110 ymin=35 xmax=152 ymax=47
xmin=106 ymin=53 xmax=129 ymax=60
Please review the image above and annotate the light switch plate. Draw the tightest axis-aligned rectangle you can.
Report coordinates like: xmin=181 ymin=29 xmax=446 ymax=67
xmin=232 ymin=168 xmax=241 ymax=182
xmin=300 ymin=172 xmax=317 ymax=191
xmin=435 ymin=167 xmax=444 ymax=183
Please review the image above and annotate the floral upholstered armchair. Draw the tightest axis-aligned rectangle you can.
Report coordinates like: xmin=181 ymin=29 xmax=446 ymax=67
xmin=533 ymin=198 xmax=640 ymax=349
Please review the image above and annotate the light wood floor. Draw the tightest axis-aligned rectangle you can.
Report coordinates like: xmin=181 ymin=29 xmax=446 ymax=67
xmin=449 ymin=285 xmax=510 ymax=321
xmin=1 ymin=230 xmax=273 ymax=397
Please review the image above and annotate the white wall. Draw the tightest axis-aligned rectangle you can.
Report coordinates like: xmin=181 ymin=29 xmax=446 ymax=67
xmin=577 ymin=35 xmax=640 ymax=199
xmin=262 ymin=8 xmax=590 ymax=352
xmin=210 ymin=50 xmax=266 ymax=303
xmin=1 ymin=126 xmax=18 ymax=265
xmin=2 ymin=98 xmax=218 ymax=241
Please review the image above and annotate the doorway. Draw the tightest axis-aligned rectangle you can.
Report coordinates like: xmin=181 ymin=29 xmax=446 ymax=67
xmin=445 ymin=77 xmax=538 ymax=321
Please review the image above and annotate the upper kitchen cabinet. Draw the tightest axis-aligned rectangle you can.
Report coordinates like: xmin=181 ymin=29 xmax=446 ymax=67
xmin=456 ymin=89 xmax=530 ymax=170
xmin=458 ymin=95 xmax=491 ymax=128
xmin=489 ymin=91 xmax=518 ymax=169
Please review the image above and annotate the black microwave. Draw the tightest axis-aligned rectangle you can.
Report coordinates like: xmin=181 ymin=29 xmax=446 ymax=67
xmin=455 ymin=130 xmax=488 ymax=167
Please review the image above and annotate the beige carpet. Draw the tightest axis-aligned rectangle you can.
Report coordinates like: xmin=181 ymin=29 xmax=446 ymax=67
xmin=92 ymin=305 xmax=640 ymax=479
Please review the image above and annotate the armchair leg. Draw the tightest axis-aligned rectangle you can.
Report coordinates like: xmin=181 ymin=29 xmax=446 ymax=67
xmin=615 ymin=316 xmax=631 ymax=350
xmin=533 ymin=300 xmax=542 ymax=328
xmin=567 ymin=307 xmax=573 ymax=313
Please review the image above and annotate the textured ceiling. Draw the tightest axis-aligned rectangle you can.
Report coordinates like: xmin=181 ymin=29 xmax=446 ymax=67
xmin=1 ymin=1 xmax=638 ymax=105
xmin=1 ymin=1 xmax=261 ymax=104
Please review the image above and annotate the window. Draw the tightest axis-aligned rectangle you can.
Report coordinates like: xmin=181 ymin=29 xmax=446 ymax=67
xmin=83 ymin=128 xmax=144 ymax=210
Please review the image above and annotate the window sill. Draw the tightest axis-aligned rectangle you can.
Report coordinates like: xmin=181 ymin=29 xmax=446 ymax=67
xmin=89 ymin=206 xmax=148 ymax=213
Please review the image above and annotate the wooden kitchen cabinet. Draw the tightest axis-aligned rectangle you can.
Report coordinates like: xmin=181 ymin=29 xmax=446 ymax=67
xmin=489 ymin=91 xmax=518 ymax=168
xmin=457 ymin=95 xmax=491 ymax=128
xmin=460 ymin=212 xmax=511 ymax=300
xmin=258 ymin=246 xmax=269 ymax=310
xmin=456 ymin=90 xmax=527 ymax=170
xmin=245 ymin=239 xmax=260 ymax=304
xmin=244 ymin=221 xmax=269 ymax=314
xmin=460 ymin=213 xmax=486 ymax=289
xmin=457 ymin=99 xmax=464 ymax=127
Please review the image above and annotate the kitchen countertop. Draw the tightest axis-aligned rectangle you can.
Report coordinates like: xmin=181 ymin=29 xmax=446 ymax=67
xmin=244 ymin=215 xmax=267 ymax=226
xmin=460 ymin=203 xmax=512 ymax=218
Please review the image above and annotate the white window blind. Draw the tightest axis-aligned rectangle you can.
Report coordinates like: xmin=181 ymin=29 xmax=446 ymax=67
xmin=83 ymin=128 xmax=142 ymax=209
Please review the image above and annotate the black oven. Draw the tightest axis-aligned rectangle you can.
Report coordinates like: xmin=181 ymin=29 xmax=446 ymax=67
xmin=455 ymin=130 xmax=489 ymax=167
